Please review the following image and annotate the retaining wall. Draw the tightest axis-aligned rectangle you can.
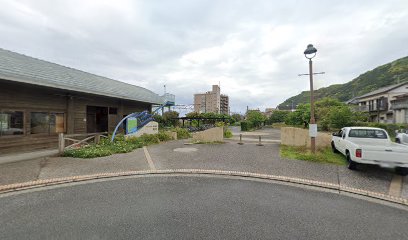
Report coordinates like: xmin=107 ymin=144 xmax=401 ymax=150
xmin=281 ymin=127 xmax=332 ymax=148
xmin=192 ymin=127 xmax=224 ymax=142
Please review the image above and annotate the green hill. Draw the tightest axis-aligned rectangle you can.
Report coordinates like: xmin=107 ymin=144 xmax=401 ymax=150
xmin=278 ymin=56 xmax=408 ymax=110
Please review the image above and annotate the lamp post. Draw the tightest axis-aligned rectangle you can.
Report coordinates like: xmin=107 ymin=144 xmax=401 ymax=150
xmin=304 ymin=44 xmax=317 ymax=154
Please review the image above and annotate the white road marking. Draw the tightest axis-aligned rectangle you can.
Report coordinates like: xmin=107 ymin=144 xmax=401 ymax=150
xmin=389 ymin=175 xmax=403 ymax=197
xmin=143 ymin=146 xmax=156 ymax=170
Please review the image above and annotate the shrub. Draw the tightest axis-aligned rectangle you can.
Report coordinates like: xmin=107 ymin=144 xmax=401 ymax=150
xmin=215 ymin=122 xmax=225 ymax=127
xmin=175 ymin=128 xmax=191 ymax=139
xmin=240 ymin=121 xmax=252 ymax=131
xmin=157 ymin=131 xmax=173 ymax=141
xmin=63 ymin=132 xmax=172 ymax=158
xmin=269 ymin=110 xmax=290 ymax=124
xmin=162 ymin=111 xmax=180 ymax=127
xmin=224 ymin=128 xmax=233 ymax=138
xmin=139 ymin=134 xmax=160 ymax=145
xmin=246 ymin=110 xmax=266 ymax=128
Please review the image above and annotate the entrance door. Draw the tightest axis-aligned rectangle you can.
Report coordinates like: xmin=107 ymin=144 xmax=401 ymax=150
xmin=86 ymin=106 xmax=108 ymax=133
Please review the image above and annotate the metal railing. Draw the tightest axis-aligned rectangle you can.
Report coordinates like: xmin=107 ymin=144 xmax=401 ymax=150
xmin=391 ymin=100 xmax=408 ymax=110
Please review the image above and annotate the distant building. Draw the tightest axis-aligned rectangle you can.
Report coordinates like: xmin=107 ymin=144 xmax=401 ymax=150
xmin=220 ymin=94 xmax=229 ymax=115
xmin=194 ymin=85 xmax=229 ymax=114
xmin=351 ymin=82 xmax=408 ymax=123
xmin=264 ymin=108 xmax=276 ymax=117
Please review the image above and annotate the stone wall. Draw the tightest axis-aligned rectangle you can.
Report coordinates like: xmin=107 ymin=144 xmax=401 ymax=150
xmin=192 ymin=127 xmax=224 ymax=142
xmin=281 ymin=127 xmax=332 ymax=148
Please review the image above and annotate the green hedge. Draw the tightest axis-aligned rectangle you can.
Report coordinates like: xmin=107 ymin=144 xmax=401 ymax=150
xmin=240 ymin=121 xmax=253 ymax=131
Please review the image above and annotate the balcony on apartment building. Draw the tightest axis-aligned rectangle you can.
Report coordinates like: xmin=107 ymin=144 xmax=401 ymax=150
xmin=390 ymin=99 xmax=408 ymax=110
xmin=358 ymin=101 xmax=388 ymax=112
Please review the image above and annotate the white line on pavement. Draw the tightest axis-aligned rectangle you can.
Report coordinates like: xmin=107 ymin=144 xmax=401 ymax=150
xmin=389 ymin=175 xmax=403 ymax=197
xmin=143 ymin=146 xmax=156 ymax=170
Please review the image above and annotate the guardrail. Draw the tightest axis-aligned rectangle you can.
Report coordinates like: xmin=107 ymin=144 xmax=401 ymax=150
xmin=58 ymin=132 xmax=108 ymax=154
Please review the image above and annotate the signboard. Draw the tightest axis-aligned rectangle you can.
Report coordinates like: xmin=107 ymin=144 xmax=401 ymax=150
xmin=125 ymin=121 xmax=159 ymax=139
xmin=309 ymin=124 xmax=318 ymax=137
xmin=126 ymin=117 xmax=138 ymax=134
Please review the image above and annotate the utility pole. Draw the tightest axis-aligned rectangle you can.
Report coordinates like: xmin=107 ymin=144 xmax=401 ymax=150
xmin=299 ymin=44 xmax=325 ymax=154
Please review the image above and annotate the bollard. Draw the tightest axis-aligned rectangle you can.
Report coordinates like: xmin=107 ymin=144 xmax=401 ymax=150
xmin=238 ymin=134 xmax=244 ymax=145
xmin=256 ymin=135 xmax=264 ymax=146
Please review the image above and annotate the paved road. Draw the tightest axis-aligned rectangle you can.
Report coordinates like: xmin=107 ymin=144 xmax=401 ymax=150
xmin=1 ymin=175 xmax=407 ymax=240
xmin=148 ymin=140 xmax=395 ymax=195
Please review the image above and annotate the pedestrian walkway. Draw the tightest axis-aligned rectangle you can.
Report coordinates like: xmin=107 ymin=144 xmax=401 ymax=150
xmin=0 ymin=127 xmax=406 ymax=200
xmin=0 ymin=149 xmax=58 ymax=164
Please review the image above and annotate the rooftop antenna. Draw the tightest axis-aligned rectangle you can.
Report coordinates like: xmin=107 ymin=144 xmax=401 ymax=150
xmin=164 ymin=84 xmax=166 ymax=95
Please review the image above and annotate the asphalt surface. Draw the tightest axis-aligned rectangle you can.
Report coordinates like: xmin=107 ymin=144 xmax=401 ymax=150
xmin=1 ymin=175 xmax=407 ymax=240
xmin=148 ymin=140 xmax=395 ymax=194
xmin=0 ymin=127 xmax=404 ymax=198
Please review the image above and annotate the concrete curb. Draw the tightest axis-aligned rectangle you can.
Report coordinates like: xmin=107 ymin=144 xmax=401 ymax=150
xmin=0 ymin=169 xmax=407 ymax=206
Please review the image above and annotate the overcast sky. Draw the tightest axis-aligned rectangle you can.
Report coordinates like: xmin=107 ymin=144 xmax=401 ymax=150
xmin=1 ymin=0 xmax=407 ymax=113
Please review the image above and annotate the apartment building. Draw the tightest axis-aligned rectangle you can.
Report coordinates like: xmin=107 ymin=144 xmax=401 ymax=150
xmin=220 ymin=94 xmax=229 ymax=115
xmin=353 ymin=82 xmax=408 ymax=123
xmin=194 ymin=85 xmax=229 ymax=114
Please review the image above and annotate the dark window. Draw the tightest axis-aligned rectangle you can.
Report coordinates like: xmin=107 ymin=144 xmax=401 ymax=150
xmin=31 ymin=112 xmax=65 ymax=134
xmin=0 ymin=111 xmax=24 ymax=136
xmin=348 ymin=129 xmax=387 ymax=139
xmin=109 ymin=107 xmax=118 ymax=115
xmin=31 ymin=112 xmax=49 ymax=134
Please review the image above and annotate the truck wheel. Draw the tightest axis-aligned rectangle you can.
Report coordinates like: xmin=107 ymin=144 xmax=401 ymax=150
xmin=331 ymin=142 xmax=339 ymax=153
xmin=396 ymin=167 xmax=408 ymax=176
xmin=346 ymin=152 xmax=357 ymax=170
xmin=396 ymin=138 xmax=401 ymax=144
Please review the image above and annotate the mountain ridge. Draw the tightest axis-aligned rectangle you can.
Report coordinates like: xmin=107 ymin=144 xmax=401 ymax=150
xmin=277 ymin=56 xmax=408 ymax=110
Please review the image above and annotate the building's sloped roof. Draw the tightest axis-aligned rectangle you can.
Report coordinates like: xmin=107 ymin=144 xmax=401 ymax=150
xmin=355 ymin=82 xmax=408 ymax=99
xmin=0 ymin=48 xmax=163 ymax=104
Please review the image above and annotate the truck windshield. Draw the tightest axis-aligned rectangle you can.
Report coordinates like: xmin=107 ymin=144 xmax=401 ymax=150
xmin=348 ymin=129 xmax=387 ymax=139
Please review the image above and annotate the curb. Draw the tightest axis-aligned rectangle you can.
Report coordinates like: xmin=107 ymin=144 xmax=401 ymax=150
xmin=0 ymin=169 xmax=407 ymax=206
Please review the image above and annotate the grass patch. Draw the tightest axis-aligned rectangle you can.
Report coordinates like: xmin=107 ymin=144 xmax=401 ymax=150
xmin=63 ymin=132 xmax=173 ymax=158
xmin=280 ymin=145 xmax=346 ymax=165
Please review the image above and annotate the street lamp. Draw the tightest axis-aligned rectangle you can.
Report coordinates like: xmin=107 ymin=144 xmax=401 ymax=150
xmin=304 ymin=44 xmax=317 ymax=154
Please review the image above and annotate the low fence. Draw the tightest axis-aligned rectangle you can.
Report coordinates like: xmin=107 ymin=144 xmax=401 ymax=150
xmin=280 ymin=127 xmax=332 ymax=149
xmin=192 ymin=127 xmax=223 ymax=142
xmin=58 ymin=132 xmax=108 ymax=154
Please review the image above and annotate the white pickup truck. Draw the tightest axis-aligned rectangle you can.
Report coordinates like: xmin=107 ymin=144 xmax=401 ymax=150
xmin=331 ymin=127 xmax=408 ymax=175
xmin=396 ymin=130 xmax=408 ymax=145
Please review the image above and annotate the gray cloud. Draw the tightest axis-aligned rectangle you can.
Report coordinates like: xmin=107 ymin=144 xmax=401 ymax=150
xmin=1 ymin=0 xmax=407 ymax=113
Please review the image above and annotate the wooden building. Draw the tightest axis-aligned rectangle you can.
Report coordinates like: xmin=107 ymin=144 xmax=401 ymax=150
xmin=0 ymin=48 xmax=168 ymax=154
